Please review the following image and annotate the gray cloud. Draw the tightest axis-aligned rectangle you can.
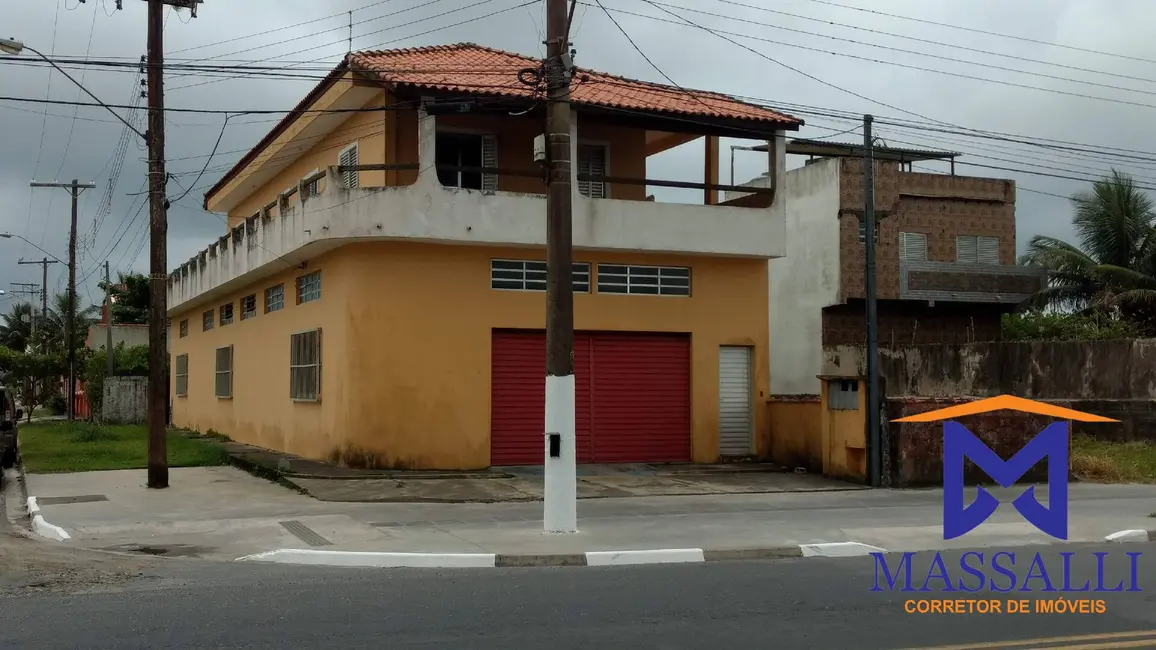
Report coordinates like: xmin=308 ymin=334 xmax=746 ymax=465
xmin=2 ymin=0 xmax=1154 ymax=311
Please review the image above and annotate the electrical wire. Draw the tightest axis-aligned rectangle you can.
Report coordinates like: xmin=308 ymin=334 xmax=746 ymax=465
xmin=799 ymin=0 xmax=1156 ymax=67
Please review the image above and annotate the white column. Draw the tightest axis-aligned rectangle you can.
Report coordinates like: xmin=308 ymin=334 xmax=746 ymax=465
xmin=416 ymin=96 xmax=438 ymax=189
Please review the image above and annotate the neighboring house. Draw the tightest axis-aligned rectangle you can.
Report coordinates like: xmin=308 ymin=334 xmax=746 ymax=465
xmin=167 ymin=43 xmax=801 ymax=469
xmin=729 ymin=139 xmax=1047 ymax=397
xmin=85 ymin=288 xmax=151 ymax=352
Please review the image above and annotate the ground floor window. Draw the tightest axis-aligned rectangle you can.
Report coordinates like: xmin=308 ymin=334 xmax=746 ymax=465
xmin=290 ymin=329 xmax=322 ymax=401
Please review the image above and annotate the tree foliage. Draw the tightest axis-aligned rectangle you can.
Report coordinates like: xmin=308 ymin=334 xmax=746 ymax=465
xmin=0 ymin=347 xmax=67 ymax=421
xmin=1021 ymin=169 xmax=1156 ymax=335
xmin=1002 ymin=311 xmax=1139 ymax=341
xmin=0 ymin=302 xmax=34 ymax=352
xmin=81 ymin=343 xmax=149 ymax=417
xmin=99 ymin=272 xmax=150 ymax=325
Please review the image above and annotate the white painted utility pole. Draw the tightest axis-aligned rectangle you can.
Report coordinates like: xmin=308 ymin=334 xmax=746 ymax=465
xmin=542 ymin=0 xmax=577 ymax=533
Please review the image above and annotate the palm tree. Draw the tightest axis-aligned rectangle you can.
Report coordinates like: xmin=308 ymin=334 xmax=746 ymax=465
xmin=1021 ymin=169 xmax=1156 ymax=332
xmin=0 ymin=302 xmax=35 ymax=352
xmin=40 ymin=292 xmax=100 ymax=353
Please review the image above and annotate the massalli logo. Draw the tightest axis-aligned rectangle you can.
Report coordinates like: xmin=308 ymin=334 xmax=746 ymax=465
xmin=869 ymin=396 xmax=1140 ymax=613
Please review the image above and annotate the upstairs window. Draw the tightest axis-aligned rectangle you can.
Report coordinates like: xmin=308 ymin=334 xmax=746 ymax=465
xmin=577 ymin=144 xmax=607 ymax=199
xmin=899 ymin=232 xmax=928 ymax=261
xmin=297 ymin=271 xmax=321 ymax=304
xmin=957 ymin=235 xmax=1000 ymax=265
xmin=265 ymin=284 xmax=284 ymax=313
xmin=241 ymin=294 xmax=257 ymax=320
xmin=490 ymin=259 xmax=590 ymax=293
xmin=339 ymin=142 xmax=359 ymax=189
xmin=436 ymin=132 xmax=497 ymax=192
xmin=597 ymin=264 xmax=690 ymax=296
xmin=179 ymin=319 xmax=188 ymax=338
xmin=202 ymin=310 xmax=214 ymax=331
xmin=858 ymin=219 xmax=879 ymax=245
xmin=219 ymin=302 xmax=234 ymax=326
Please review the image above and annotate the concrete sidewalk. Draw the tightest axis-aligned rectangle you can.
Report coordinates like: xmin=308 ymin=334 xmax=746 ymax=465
xmin=20 ymin=467 xmax=1156 ymax=563
xmin=212 ymin=434 xmax=858 ymax=502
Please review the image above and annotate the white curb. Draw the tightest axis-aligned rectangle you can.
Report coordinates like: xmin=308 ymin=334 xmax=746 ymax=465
xmin=585 ymin=548 xmax=705 ymax=567
xmin=1105 ymin=529 xmax=1151 ymax=544
xmin=799 ymin=542 xmax=886 ymax=558
xmin=237 ymin=549 xmax=498 ymax=568
xmin=25 ymin=496 xmax=70 ymax=542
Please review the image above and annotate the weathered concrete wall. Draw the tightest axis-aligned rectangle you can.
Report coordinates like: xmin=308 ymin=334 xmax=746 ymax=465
xmin=103 ymin=376 xmax=148 ymax=424
xmin=823 ymin=339 xmax=1156 ymax=399
xmin=86 ymin=324 xmax=150 ymax=352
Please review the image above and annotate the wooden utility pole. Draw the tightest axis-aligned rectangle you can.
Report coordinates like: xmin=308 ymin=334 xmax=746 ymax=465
xmin=104 ymin=261 xmax=115 ymax=375
xmin=30 ymin=179 xmax=95 ymax=422
xmin=146 ymin=0 xmax=169 ymax=489
xmin=16 ymin=257 xmax=58 ymax=351
xmin=542 ymin=0 xmax=576 ymax=533
xmin=862 ymin=115 xmax=881 ymax=488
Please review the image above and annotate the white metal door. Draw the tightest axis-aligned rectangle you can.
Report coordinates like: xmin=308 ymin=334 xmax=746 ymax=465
xmin=718 ymin=346 xmax=753 ymax=456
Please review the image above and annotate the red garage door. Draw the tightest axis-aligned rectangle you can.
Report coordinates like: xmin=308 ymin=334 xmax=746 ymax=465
xmin=490 ymin=330 xmax=690 ymax=466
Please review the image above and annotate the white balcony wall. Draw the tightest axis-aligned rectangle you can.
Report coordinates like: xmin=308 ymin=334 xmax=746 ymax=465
xmin=168 ymin=109 xmax=788 ymax=315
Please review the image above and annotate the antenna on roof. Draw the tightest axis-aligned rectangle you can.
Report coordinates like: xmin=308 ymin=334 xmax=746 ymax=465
xmin=348 ymin=11 xmax=353 ymax=55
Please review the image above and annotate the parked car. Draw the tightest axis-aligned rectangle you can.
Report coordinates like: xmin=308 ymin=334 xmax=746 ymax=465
xmin=0 ymin=385 xmax=20 ymax=469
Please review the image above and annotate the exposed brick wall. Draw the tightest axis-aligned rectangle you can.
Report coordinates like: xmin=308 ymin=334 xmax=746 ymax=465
xmin=837 ymin=159 xmax=1017 ymax=301
xmin=821 ymin=300 xmax=1005 ymax=346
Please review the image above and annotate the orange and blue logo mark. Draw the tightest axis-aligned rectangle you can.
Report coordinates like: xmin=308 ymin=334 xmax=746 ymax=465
xmin=870 ymin=397 xmax=1140 ymax=599
xmin=894 ymin=395 xmax=1118 ymax=541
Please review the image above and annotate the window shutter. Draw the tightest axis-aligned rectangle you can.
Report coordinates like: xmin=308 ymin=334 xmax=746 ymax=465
xmin=956 ymin=235 xmax=978 ymax=263
xmin=588 ymin=146 xmax=606 ymax=199
xmin=900 ymin=232 xmax=927 ymax=261
xmin=481 ymin=135 xmax=498 ymax=193
xmin=577 ymin=147 xmax=592 ymax=197
xmin=340 ymin=144 xmax=359 ymax=189
xmin=977 ymin=236 xmax=1000 ymax=265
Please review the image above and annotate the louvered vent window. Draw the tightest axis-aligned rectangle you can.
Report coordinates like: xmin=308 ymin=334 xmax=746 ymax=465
xmin=339 ymin=143 xmax=359 ymax=189
xmin=899 ymin=232 xmax=928 ymax=261
xmin=578 ymin=144 xmax=607 ymax=198
xmin=957 ymin=235 xmax=1000 ymax=265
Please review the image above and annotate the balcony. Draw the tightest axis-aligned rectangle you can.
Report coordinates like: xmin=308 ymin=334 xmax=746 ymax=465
xmin=899 ymin=260 xmax=1047 ymax=304
xmin=168 ymin=116 xmax=787 ymax=314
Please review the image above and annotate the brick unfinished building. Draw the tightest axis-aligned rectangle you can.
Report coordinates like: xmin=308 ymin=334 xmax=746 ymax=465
xmin=728 ymin=138 xmax=1047 ymax=396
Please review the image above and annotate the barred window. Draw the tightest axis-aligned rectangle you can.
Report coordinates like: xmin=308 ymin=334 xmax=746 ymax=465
xmin=265 ymin=284 xmax=284 ymax=313
xmin=179 ymin=319 xmax=188 ymax=338
xmin=220 ymin=302 xmax=234 ymax=326
xmin=297 ymin=271 xmax=321 ymax=304
xmin=290 ymin=329 xmax=322 ymax=402
xmin=241 ymin=294 xmax=257 ymax=320
xmin=215 ymin=346 xmax=233 ymax=399
xmin=202 ymin=310 xmax=214 ymax=331
xmin=175 ymin=354 xmax=189 ymax=397
xmin=596 ymin=264 xmax=690 ymax=296
xmin=490 ymin=260 xmax=590 ymax=292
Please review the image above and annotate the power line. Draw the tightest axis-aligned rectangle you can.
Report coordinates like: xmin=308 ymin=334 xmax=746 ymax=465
xmin=695 ymin=0 xmax=1156 ymax=88
xmin=799 ymin=0 xmax=1156 ymax=67
xmin=595 ymin=3 xmax=1156 ymax=113
xmin=633 ymin=0 xmax=1156 ymax=98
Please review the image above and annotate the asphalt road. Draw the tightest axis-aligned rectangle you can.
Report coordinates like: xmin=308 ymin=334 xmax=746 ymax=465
xmin=2 ymin=542 xmax=1155 ymax=649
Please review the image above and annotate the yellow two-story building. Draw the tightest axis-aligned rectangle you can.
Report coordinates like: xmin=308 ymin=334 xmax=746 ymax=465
xmin=167 ymin=43 xmax=801 ymax=469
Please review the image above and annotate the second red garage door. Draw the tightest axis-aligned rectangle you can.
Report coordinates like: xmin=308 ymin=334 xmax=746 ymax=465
xmin=490 ymin=330 xmax=691 ymax=466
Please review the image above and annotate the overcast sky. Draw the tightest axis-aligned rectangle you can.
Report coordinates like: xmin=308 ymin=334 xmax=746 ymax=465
xmin=2 ymin=0 xmax=1155 ymax=311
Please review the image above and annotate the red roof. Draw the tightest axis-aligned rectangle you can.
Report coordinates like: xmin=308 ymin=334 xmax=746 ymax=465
xmin=349 ymin=43 xmax=802 ymax=128
xmin=205 ymin=43 xmax=801 ymax=207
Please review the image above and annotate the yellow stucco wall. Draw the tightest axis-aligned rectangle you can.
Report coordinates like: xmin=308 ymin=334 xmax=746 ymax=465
xmin=768 ymin=397 xmax=822 ymax=471
xmin=170 ymin=241 xmax=769 ymax=469
xmin=819 ymin=378 xmax=867 ymax=482
xmin=169 ymin=248 xmax=355 ymax=461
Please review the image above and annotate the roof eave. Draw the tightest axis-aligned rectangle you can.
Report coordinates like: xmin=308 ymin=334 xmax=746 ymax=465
xmin=202 ymin=59 xmax=354 ymax=211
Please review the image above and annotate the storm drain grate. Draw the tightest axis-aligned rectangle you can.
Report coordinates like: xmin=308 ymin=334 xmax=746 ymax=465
xmin=37 ymin=495 xmax=108 ymax=505
xmin=279 ymin=520 xmax=332 ymax=547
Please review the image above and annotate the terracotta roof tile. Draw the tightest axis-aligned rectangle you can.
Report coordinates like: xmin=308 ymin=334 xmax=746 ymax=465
xmin=349 ymin=43 xmax=802 ymax=128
